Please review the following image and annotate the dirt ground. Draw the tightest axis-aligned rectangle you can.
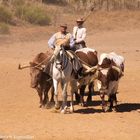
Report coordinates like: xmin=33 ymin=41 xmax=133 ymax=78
xmin=0 ymin=26 xmax=140 ymax=140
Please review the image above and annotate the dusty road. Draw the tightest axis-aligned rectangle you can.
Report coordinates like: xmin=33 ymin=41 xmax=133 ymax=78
xmin=0 ymin=27 xmax=140 ymax=140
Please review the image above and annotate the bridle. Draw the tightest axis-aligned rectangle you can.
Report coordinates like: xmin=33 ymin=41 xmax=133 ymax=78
xmin=54 ymin=47 xmax=69 ymax=71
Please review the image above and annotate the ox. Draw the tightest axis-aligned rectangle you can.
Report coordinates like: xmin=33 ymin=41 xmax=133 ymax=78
xmin=19 ymin=52 xmax=54 ymax=108
xmin=75 ymin=48 xmax=98 ymax=106
xmin=97 ymin=52 xmax=124 ymax=111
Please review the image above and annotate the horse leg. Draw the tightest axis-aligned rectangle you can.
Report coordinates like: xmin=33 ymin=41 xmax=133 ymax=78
xmin=53 ymin=79 xmax=60 ymax=110
xmin=79 ymin=85 xmax=86 ymax=107
xmin=61 ymin=81 xmax=68 ymax=114
xmin=86 ymin=82 xmax=94 ymax=104
xmin=70 ymin=91 xmax=74 ymax=113
xmin=70 ymin=81 xmax=74 ymax=113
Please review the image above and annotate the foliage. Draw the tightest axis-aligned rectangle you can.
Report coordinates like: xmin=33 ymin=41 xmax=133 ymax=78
xmin=0 ymin=22 xmax=10 ymax=34
xmin=0 ymin=5 xmax=12 ymax=23
xmin=15 ymin=4 xmax=51 ymax=25
xmin=23 ymin=5 xmax=51 ymax=25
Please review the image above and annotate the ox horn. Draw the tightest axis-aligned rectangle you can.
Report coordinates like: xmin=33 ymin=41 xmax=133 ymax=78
xmin=84 ymin=65 xmax=98 ymax=74
xmin=18 ymin=63 xmax=30 ymax=70
xmin=112 ymin=66 xmax=121 ymax=74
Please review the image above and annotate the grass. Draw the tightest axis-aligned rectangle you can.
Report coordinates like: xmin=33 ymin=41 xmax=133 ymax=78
xmin=15 ymin=4 xmax=51 ymax=25
xmin=0 ymin=5 xmax=12 ymax=23
xmin=0 ymin=22 xmax=10 ymax=34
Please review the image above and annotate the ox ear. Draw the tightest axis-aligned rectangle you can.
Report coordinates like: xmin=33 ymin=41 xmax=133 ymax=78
xmin=94 ymin=51 xmax=97 ymax=55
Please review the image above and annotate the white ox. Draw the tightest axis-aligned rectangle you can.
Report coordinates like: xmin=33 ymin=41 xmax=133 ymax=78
xmin=97 ymin=52 xmax=125 ymax=111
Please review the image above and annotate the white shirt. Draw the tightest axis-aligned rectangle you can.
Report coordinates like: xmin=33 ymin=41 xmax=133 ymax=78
xmin=73 ymin=26 xmax=86 ymax=43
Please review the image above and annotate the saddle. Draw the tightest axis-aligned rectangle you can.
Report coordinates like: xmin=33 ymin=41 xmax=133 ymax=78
xmin=66 ymin=50 xmax=83 ymax=79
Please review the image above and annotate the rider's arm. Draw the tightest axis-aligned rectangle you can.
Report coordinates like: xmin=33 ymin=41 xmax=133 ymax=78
xmin=73 ymin=26 xmax=77 ymax=40
xmin=48 ymin=34 xmax=56 ymax=49
xmin=69 ymin=35 xmax=75 ymax=49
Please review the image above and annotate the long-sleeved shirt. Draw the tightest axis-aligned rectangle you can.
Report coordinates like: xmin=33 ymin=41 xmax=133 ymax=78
xmin=73 ymin=26 xmax=86 ymax=43
xmin=48 ymin=32 xmax=75 ymax=49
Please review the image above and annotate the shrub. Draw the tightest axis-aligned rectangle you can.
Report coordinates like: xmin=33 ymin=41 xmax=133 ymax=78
xmin=0 ymin=23 xmax=10 ymax=34
xmin=15 ymin=5 xmax=51 ymax=25
xmin=12 ymin=0 xmax=25 ymax=6
xmin=0 ymin=6 xmax=12 ymax=23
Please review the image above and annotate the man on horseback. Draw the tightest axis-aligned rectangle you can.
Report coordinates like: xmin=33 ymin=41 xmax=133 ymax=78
xmin=47 ymin=24 xmax=83 ymax=79
xmin=72 ymin=18 xmax=87 ymax=51
xmin=48 ymin=24 xmax=75 ymax=50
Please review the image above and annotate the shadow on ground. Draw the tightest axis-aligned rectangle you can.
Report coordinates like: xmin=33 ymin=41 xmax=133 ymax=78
xmin=116 ymin=103 xmax=140 ymax=112
xmin=74 ymin=102 xmax=140 ymax=114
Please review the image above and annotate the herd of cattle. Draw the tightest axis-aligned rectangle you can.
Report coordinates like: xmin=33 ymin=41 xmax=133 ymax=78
xmin=19 ymin=47 xmax=125 ymax=114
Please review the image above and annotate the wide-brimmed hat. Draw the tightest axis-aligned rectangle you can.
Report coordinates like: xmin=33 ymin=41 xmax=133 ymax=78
xmin=76 ymin=18 xmax=84 ymax=22
xmin=60 ymin=24 xmax=67 ymax=28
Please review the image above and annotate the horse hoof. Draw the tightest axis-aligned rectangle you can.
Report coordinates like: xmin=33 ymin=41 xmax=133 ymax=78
xmin=39 ymin=104 xmax=43 ymax=108
xmin=61 ymin=109 xmax=66 ymax=114
xmin=102 ymin=106 xmax=108 ymax=112
xmin=44 ymin=105 xmax=51 ymax=109
xmin=70 ymin=107 xmax=74 ymax=113
xmin=112 ymin=107 xmax=117 ymax=112
xmin=55 ymin=104 xmax=60 ymax=110
xmin=79 ymin=102 xmax=85 ymax=107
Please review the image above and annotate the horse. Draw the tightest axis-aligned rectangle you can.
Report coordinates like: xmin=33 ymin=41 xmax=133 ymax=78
xmin=52 ymin=46 xmax=77 ymax=114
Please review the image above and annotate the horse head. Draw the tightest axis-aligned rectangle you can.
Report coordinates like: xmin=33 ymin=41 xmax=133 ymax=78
xmin=53 ymin=46 xmax=68 ymax=71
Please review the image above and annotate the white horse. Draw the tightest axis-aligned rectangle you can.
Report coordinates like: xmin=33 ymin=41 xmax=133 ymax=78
xmin=52 ymin=46 xmax=76 ymax=114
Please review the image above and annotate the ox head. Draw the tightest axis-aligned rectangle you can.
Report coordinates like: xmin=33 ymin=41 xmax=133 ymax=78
xmin=97 ymin=66 xmax=121 ymax=94
xmin=98 ymin=57 xmax=112 ymax=68
xmin=29 ymin=62 xmax=43 ymax=88
xmin=18 ymin=62 xmax=43 ymax=88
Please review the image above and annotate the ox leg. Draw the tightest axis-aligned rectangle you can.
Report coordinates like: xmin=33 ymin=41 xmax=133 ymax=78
xmin=108 ymin=94 xmax=117 ymax=111
xmin=75 ymin=92 xmax=80 ymax=104
xmin=36 ymin=87 xmax=43 ymax=108
xmin=87 ymin=82 xmax=94 ymax=104
xmin=108 ymin=94 xmax=113 ymax=111
xmin=61 ymin=81 xmax=68 ymax=114
xmin=50 ymin=86 xmax=55 ymax=102
xmin=53 ymin=79 xmax=60 ymax=110
xmin=79 ymin=85 xmax=86 ymax=107
xmin=100 ymin=93 xmax=106 ymax=112
xmin=43 ymin=85 xmax=52 ymax=109
xmin=112 ymin=93 xmax=117 ymax=112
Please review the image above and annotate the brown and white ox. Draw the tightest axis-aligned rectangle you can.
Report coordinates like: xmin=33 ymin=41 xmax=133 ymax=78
xmin=19 ymin=52 xmax=54 ymax=108
xmin=75 ymin=48 xmax=98 ymax=106
xmin=97 ymin=52 xmax=124 ymax=111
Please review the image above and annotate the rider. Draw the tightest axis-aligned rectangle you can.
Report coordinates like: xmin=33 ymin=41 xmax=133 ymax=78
xmin=72 ymin=18 xmax=87 ymax=51
xmin=48 ymin=24 xmax=74 ymax=50
xmin=47 ymin=24 xmax=83 ymax=79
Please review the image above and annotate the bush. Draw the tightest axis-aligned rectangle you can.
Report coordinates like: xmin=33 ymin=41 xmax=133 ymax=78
xmin=0 ymin=23 xmax=10 ymax=34
xmin=12 ymin=0 xmax=25 ymax=6
xmin=0 ymin=6 xmax=12 ymax=23
xmin=15 ymin=5 xmax=51 ymax=25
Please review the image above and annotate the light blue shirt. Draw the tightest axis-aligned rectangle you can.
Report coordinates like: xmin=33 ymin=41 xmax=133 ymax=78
xmin=48 ymin=32 xmax=75 ymax=49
